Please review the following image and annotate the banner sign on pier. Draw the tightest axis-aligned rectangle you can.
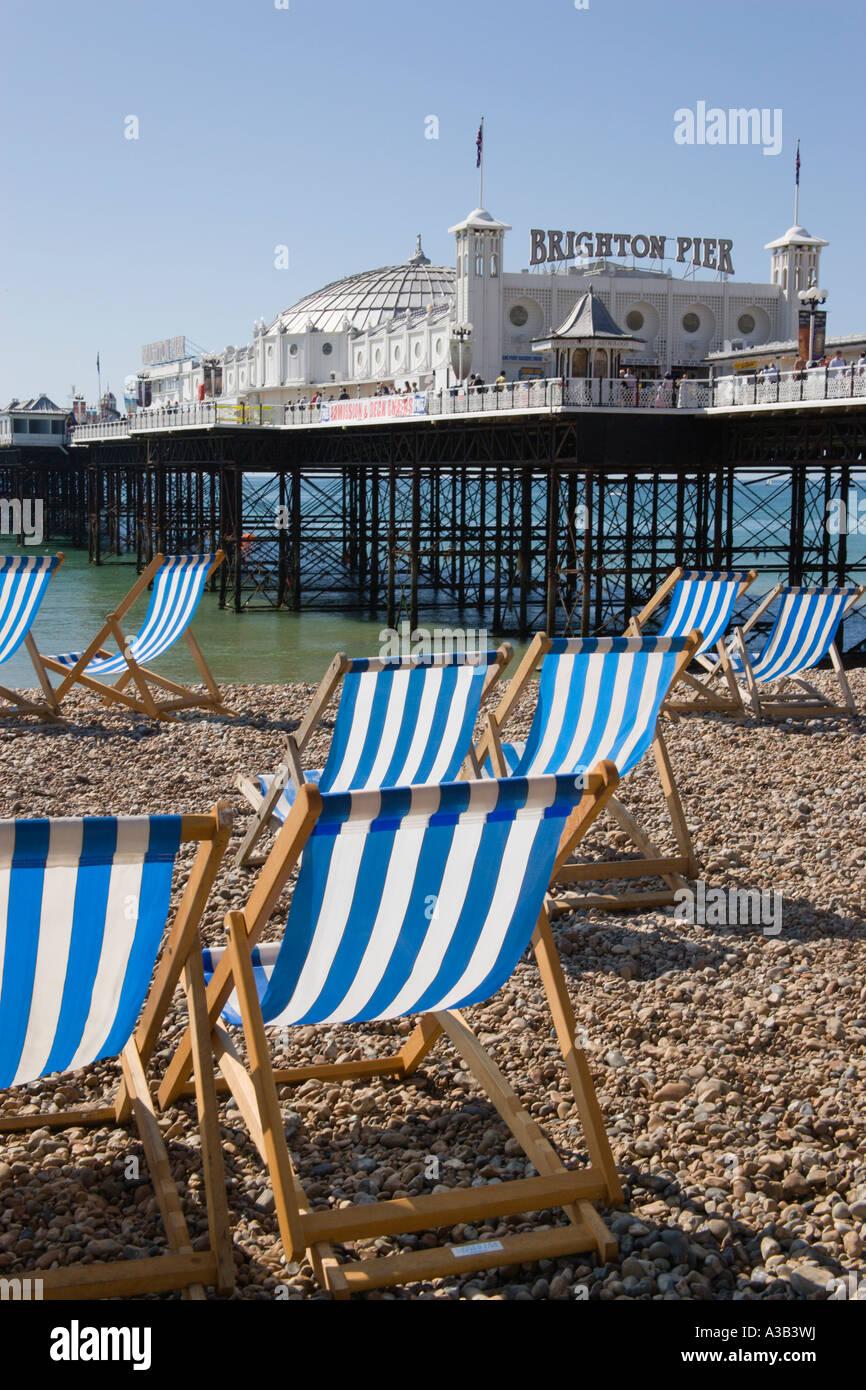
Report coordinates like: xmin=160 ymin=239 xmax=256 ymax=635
xmin=320 ymin=393 xmax=427 ymax=423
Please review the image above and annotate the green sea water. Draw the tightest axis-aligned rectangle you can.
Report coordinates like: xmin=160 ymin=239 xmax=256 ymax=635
xmin=0 ymin=545 xmax=510 ymax=688
xmin=2 ymin=514 xmax=863 ymax=689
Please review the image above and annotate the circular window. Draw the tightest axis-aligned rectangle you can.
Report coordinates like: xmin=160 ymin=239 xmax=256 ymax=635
xmin=356 ymin=351 xmax=363 ymax=367
xmin=240 ymin=371 xmax=246 ymax=385
xmin=509 ymin=304 xmax=529 ymax=327
xmin=375 ymin=349 xmax=382 ymax=365
xmin=289 ymin=343 xmax=298 ymax=356
xmin=434 ymin=337 xmax=443 ymax=355
xmin=394 ymin=346 xmax=402 ymax=362
xmin=267 ymin=345 xmax=273 ymax=357
xmin=626 ymin=309 xmax=644 ymax=331
xmin=682 ymin=311 xmax=701 ymax=334
xmin=738 ymin=312 xmax=756 ymax=335
xmin=413 ymin=342 xmax=422 ymax=360
xmin=322 ymin=342 xmax=333 ymax=356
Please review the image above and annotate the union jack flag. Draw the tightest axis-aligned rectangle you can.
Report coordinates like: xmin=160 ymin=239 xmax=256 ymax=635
xmin=476 ymin=118 xmax=483 ymax=169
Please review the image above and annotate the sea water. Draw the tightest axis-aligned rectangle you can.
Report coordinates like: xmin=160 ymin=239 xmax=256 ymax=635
xmin=1 ymin=469 xmax=863 ymax=687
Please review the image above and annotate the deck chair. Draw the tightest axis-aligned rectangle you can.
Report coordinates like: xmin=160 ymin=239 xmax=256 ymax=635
xmin=731 ymin=583 xmax=865 ymax=719
xmin=159 ymin=770 xmax=624 ymax=1297
xmin=473 ymin=633 xmax=702 ymax=912
xmin=234 ymin=644 xmax=513 ymax=867
xmin=627 ymin=566 xmax=756 ymax=713
xmin=0 ymin=553 xmax=65 ymax=720
xmin=40 ymin=551 xmax=226 ymax=719
xmin=0 ymin=804 xmax=235 ymax=1299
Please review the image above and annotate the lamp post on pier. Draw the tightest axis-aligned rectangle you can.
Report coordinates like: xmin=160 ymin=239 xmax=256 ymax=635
xmin=797 ymin=284 xmax=828 ymax=364
xmin=450 ymin=322 xmax=473 ymax=384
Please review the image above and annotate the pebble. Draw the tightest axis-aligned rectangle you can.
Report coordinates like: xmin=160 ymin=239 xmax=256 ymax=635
xmin=0 ymin=670 xmax=864 ymax=1301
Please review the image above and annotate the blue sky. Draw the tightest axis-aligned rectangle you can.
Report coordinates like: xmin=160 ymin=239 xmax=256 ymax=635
xmin=2 ymin=0 xmax=864 ymax=406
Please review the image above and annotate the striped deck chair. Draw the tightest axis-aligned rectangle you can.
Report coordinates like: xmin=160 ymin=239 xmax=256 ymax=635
xmin=0 ymin=553 xmax=64 ymax=720
xmin=473 ymin=632 xmax=702 ymax=911
xmin=0 ymin=803 xmax=234 ymax=1299
xmin=731 ymin=582 xmax=865 ymax=719
xmin=627 ymin=566 xmax=756 ymax=713
xmin=234 ymin=644 xmax=513 ymax=866
xmin=160 ymin=771 xmax=624 ymax=1297
xmin=40 ymin=551 xmax=226 ymax=719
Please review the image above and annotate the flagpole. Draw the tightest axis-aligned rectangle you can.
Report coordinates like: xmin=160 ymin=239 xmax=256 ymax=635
xmin=794 ymin=139 xmax=800 ymax=226
xmin=97 ymin=353 xmax=102 ymax=420
xmin=478 ymin=116 xmax=484 ymax=207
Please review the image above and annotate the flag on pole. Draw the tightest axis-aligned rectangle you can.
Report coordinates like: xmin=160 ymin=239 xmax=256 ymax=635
xmin=96 ymin=352 xmax=100 ymax=372
xmin=476 ymin=118 xmax=484 ymax=169
xmin=795 ymin=139 xmax=800 ymax=186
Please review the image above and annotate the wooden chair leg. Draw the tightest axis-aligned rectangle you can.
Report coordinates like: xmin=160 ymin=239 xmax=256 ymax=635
xmin=183 ymin=949 xmax=235 ymax=1294
xmin=716 ymin=637 xmax=745 ymax=710
xmin=108 ymin=616 xmax=159 ymax=718
xmin=23 ymin=632 xmax=62 ymax=716
xmin=604 ymin=796 xmax=680 ymax=889
xmin=185 ymin=628 xmax=224 ymax=706
xmin=120 ymin=1040 xmax=205 ymax=1300
xmin=829 ymin=642 xmax=857 ymax=715
xmin=433 ymin=1008 xmax=617 ymax=1262
xmin=435 ymin=1010 xmax=563 ymax=1175
xmin=531 ymin=910 xmax=623 ymax=1204
xmin=733 ymin=627 xmax=762 ymax=717
xmin=398 ymin=1013 xmax=443 ymax=1076
xmin=652 ymin=725 xmax=698 ymax=877
xmin=226 ymin=913 xmax=307 ymax=1262
xmin=548 ymin=758 xmax=685 ymax=911
xmin=115 ymin=805 xmax=233 ymax=1121
xmin=223 ymin=915 xmax=345 ymax=1290
xmin=235 ymin=765 xmax=291 ymax=868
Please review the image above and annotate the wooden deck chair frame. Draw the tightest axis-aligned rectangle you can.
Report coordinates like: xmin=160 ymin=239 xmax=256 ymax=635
xmin=234 ymin=642 xmax=513 ymax=867
xmin=732 ymin=582 xmax=865 ymax=720
xmin=472 ymin=632 xmax=702 ymax=912
xmin=626 ymin=565 xmax=757 ymax=716
xmin=40 ymin=551 xmax=227 ymax=720
xmin=0 ymin=804 xmax=235 ymax=1299
xmin=159 ymin=772 xmax=625 ymax=1297
xmin=0 ymin=552 xmax=66 ymax=722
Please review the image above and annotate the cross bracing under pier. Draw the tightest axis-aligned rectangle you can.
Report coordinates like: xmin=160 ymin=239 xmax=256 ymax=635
xmin=1 ymin=407 xmax=864 ymax=654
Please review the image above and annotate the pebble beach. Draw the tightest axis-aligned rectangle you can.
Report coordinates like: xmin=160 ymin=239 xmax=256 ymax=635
xmin=0 ymin=671 xmax=864 ymax=1301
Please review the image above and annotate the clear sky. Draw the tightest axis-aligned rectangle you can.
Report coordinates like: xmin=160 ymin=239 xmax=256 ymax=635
xmin=2 ymin=0 xmax=864 ymax=406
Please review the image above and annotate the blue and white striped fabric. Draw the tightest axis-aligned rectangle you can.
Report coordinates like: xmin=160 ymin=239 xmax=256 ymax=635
xmin=655 ymin=570 xmax=750 ymax=655
xmin=259 ymin=651 xmax=498 ymax=823
xmin=205 ymin=775 xmax=583 ymax=1027
xmin=0 ymin=555 xmax=61 ymax=666
xmin=484 ymin=636 xmax=690 ymax=780
xmin=730 ymin=587 xmax=858 ymax=683
xmin=49 ymin=554 xmax=214 ymax=677
xmin=0 ymin=816 xmax=182 ymax=1088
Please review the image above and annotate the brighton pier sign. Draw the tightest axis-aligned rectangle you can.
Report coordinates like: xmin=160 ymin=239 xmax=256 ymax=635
xmin=529 ymin=229 xmax=735 ymax=275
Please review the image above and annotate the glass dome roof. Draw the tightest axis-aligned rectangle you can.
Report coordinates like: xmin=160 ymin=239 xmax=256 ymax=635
xmin=271 ymin=237 xmax=455 ymax=335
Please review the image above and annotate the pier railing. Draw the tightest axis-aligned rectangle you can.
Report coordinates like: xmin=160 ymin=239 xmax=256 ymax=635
xmin=710 ymin=365 xmax=866 ymax=407
xmin=68 ymin=364 xmax=866 ymax=442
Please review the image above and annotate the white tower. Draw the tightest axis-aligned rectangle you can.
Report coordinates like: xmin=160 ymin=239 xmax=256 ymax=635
xmin=765 ymin=223 xmax=829 ymax=343
xmin=448 ymin=207 xmax=511 ymax=382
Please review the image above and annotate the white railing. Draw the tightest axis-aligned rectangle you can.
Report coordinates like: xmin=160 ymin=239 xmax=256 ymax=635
xmin=70 ymin=400 xmax=285 ymax=440
xmin=711 ymin=364 xmax=866 ymax=408
xmin=67 ymin=365 xmax=866 ymax=442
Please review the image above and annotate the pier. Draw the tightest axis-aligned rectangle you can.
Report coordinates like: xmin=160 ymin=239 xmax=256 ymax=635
xmin=2 ymin=384 xmax=865 ymax=652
